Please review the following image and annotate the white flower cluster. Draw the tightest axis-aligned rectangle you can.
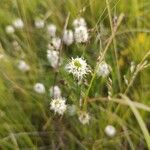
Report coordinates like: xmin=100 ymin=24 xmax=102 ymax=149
xmin=13 ymin=18 xmax=24 ymax=29
xmin=50 ymin=97 xmax=67 ymax=115
xmin=47 ymin=24 xmax=57 ymax=37
xmin=73 ymin=17 xmax=89 ymax=43
xmin=78 ymin=111 xmax=90 ymax=125
xmin=65 ymin=57 xmax=91 ymax=81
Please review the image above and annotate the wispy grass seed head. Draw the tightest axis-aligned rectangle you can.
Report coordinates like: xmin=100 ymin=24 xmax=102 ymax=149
xmin=50 ymin=85 xmax=62 ymax=98
xmin=63 ymin=29 xmax=74 ymax=46
xmin=13 ymin=18 xmax=24 ymax=29
xmin=78 ymin=111 xmax=90 ymax=125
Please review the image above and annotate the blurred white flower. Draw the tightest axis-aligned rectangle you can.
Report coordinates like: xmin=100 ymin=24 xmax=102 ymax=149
xmin=97 ymin=62 xmax=111 ymax=77
xmin=65 ymin=57 xmax=91 ymax=81
xmin=51 ymin=37 xmax=61 ymax=50
xmin=74 ymin=26 xmax=88 ymax=43
xmin=47 ymin=24 xmax=56 ymax=37
xmin=17 ymin=60 xmax=30 ymax=72
xmin=50 ymin=97 xmax=67 ymax=115
xmin=73 ymin=17 xmax=87 ymax=28
xmin=105 ymin=125 xmax=116 ymax=137
xmin=34 ymin=83 xmax=45 ymax=94
xmin=47 ymin=50 xmax=59 ymax=68
xmin=67 ymin=105 xmax=77 ymax=116
xmin=50 ymin=85 xmax=61 ymax=98
xmin=13 ymin=18 xmax=24 ymax=29
xmin=63 ymin=29 xmax=74 ymax=46
xmin=5 ymin=25 xmax=15 ymax=34
xmin=78 ymin=111 xmax=90 ymax=125
xmin=34 ymin=19 xmax=45 ymax=28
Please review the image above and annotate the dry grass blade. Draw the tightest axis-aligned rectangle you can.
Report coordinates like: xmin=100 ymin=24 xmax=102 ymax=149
xmin=121 ymin=95 xmax=150 ymax=149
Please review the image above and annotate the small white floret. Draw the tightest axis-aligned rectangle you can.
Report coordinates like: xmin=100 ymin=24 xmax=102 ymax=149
xmin=50 ymin=97 xmax=67 ymax=115
xmin=17 ymin=60 xmax=30 ymax=72
xmin=105 ymin=125 xmax=116 ymax=137
xmin=47 ymin=50 xmax=59 ymax=68
xmin=78 ymin=111 xmax=90 ymax=125
xmin=49 ymin=85 xmax=61 ymax=98
xmin=13 ymin=18 xmax=24 ymax=29
xmin=63 ymin=29 xmax=74 ymax=46
xmin=97 ymin=62 xmax=111 ymax=77
xmin=47 ymin=24 xmax=56 ymax=37
xmin=5 ymin=25 xmax=15 ymax=34
xmin=74 ymin=26 xmax=88 ymax=43
xmin=34 ymin=19 xmax=45 ymax=28
xmin=65 ymin=57 xmax=91 ymax=81
xmin=34 ymin=83 xmax=45 ymax=94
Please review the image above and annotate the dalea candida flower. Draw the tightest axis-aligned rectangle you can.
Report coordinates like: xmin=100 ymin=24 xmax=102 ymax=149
xmin=34 ymin=19 xmax=45 ymax=29
xmin=49 ymin=85 xmax=61 ymax=98
xmin=78 ymin=111 xmax=90 ymax=125
xmin=50 ymin=97 xmax=67 ymax=115
xmin=74 ymin=26 xmax=89 ymax=43
xmin=13 ymin=18 xmax=24 ymax=29
xmin=63 ymin=29 xmax=74 ymax=46
xmin=33 ymin=83 xmax=45 ymax=94
xmin=104 ymin=125 xmax=116 ymax=137
xmin=47 ymin=24 xmax=57 ymax=37
xmin=17 ymin=60 xmax=30 ymax=72
xmin=97 ymin=62 xmax=111 ymax=77
xmin=47 ymin=50 xmax=59 ymax=68
xmin=73 ymin=17 xmax=87 ymax=28
xmin=5 ymin=25 xmax=15 ymax=34
xmin=65 ymin=57 xmax=91 ymax=81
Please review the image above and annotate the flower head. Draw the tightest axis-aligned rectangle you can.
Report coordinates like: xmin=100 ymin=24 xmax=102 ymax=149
xmin=63 ymin=29 xmax=74 ymax=46
xmin=78 ymin=111 xmax=90 ymax=125
xmin=34 ymin=83 xmax=45 ymax=94
xmin=65 ymin=57 xmax=91 ymax=81
xmin=73 ymin=17 xmax=87 ymax=28
xmin=34 ymin=19 xmax=45 ymax=28
xmin=47 ymin=50 xmax=59 ymax=68
xmin=104 ymin=125 xmax=116 ymax=137
xmin=13 ymin=18 xmax=24 ymax=29
xmin=5 ymin=25 xmax=15 ymax=34
xmin=17 ymin=60 xmax=30 ymax=72
xmin=47 ymin=24 xmax=56 ymax=37
xmin=50 ymin=97 xmax=67 ymax=115
xmin=50 ymin=85 xmax=61 ymax=98
xmin=97 ymin=62 xmax=111 ymax=77
xmin=74 ymin=26 xmax=88 ymax=43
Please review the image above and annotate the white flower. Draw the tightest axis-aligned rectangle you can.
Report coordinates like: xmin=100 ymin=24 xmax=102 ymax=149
xmin=47 ymin=24 xmax=56 ymax=37
xmin=78 ymin=111 xmax=90 ymax=125
xmin=13 ymin=18 xmax=24 ymax=29
xmin=73 ymin=17 xmax=87 ymax=28
xmin=67 ymin=105 xmax=77 ymax=116
xmin=105 ymin=125 xmax=116 ymax=137
xmin=50 ymin=97 xmax=67 ymax=115
xmin=97 ymin=62 xmax=111 ymax=77
xmin=34 ymin=83 xmax=45 ymax=94
xmin=63 ymin=29 xmax=74 ymax=46
xmin=74 ymin=26 xmax=88 ymax=43
xmin=51 ymin=37 xmax=61 ymax=50
xmin=17 ymin=60 xmax=30 ymax=72
xmin=65 ymin=57 xmax=91 ymax=81
xmin=5 ymin=25 xmax=15 ymax=34
xmin=50 ymin=85 xmax=61 ymax=98
xmin=34 ymin=19 xmax=45 ymax=28
xmin=47 ymin=50 xmax=59 ymax=68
